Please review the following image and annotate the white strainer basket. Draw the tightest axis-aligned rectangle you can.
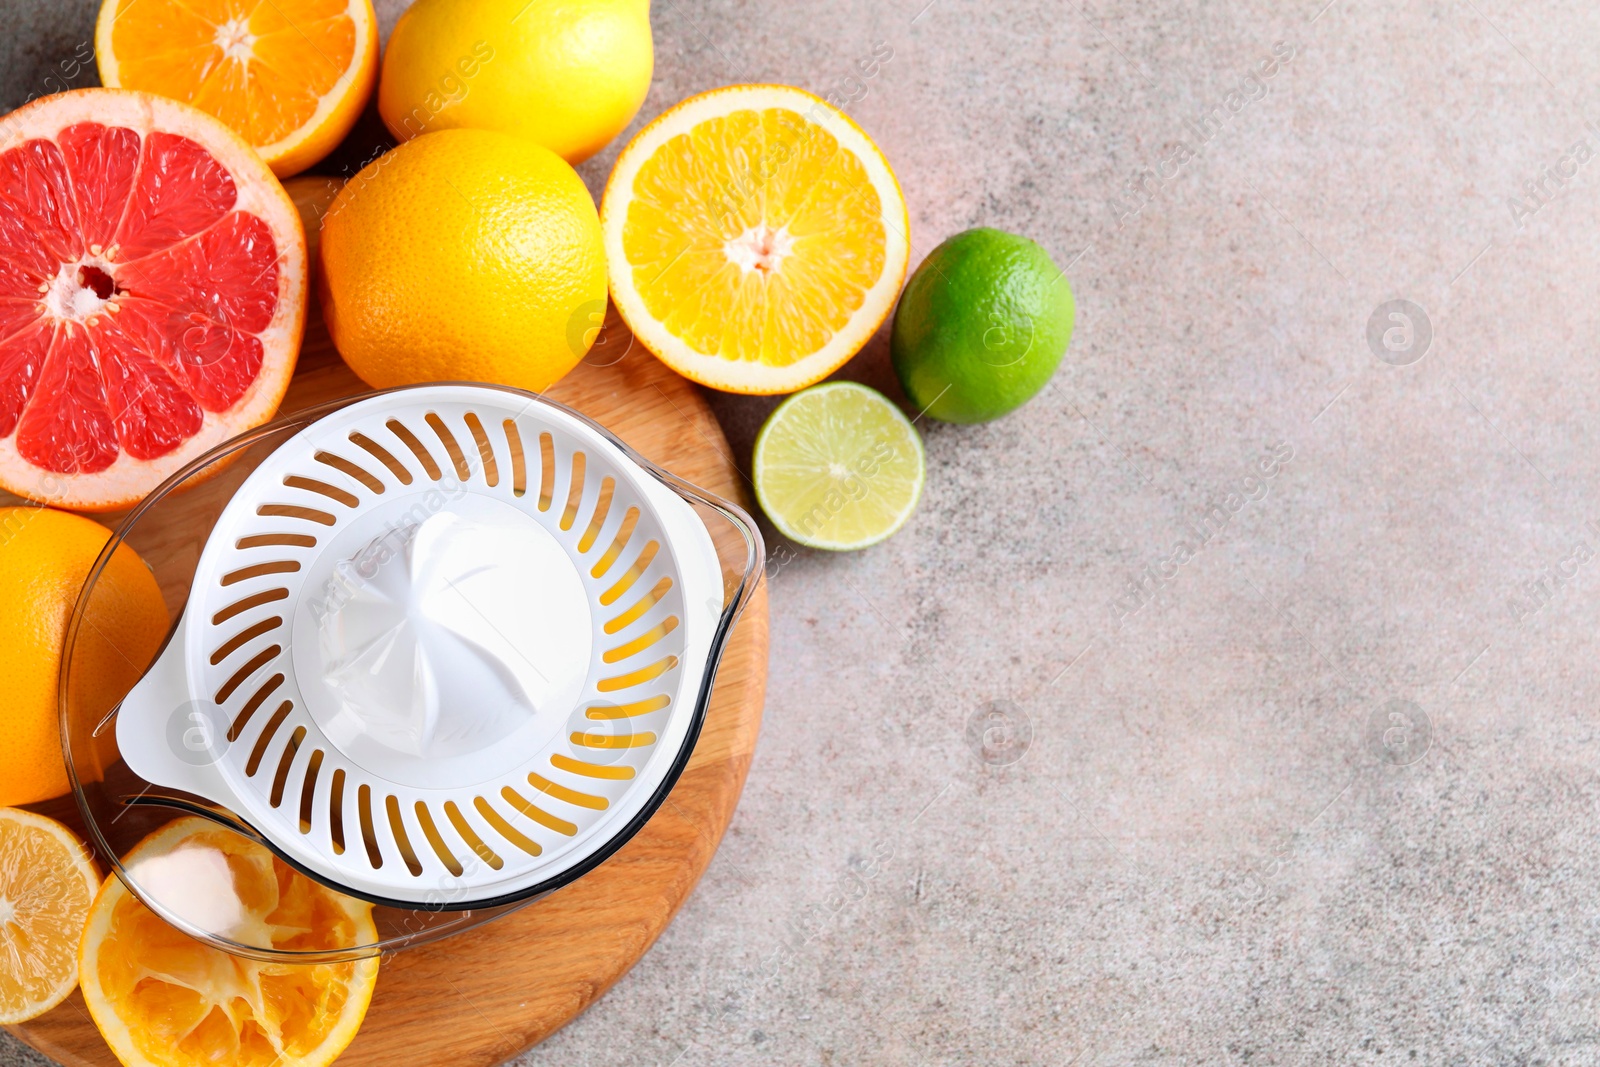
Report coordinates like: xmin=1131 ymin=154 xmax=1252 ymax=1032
xmin=111 ymin=383 xmax=755 ymax=909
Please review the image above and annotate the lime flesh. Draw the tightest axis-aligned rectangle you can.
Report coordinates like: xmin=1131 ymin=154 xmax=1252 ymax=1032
xmin=752 ymin=382 xmax=926 ymax=551
xmin=891 ymin=227 xmax=1075 ymax=423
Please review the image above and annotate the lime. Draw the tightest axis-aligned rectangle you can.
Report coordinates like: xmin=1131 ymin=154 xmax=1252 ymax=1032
xmin=890 ymin=227 xmax=1075 ymax=423
xmin=752 ymin=383 xmax=926 ymax=551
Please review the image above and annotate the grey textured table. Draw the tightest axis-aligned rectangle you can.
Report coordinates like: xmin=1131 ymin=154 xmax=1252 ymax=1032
xmin=5 ymin=1 xmax=1599 ymax=1064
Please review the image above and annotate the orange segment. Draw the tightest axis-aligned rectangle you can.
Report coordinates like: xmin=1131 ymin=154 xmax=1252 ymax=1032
xmin=601 ymin=84 xmax=910 ymax=395
xmin=78 ymin=817 xmax=379 ymax=1067
xmin=0 ymin=809 xmax=100 ymax=1024
xmin=95 ymin=0 xmax=378 ymax=177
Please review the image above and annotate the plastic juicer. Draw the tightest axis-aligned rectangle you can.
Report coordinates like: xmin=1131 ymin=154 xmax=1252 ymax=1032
xmin=62 ymin=383 xmax=762 ymax=962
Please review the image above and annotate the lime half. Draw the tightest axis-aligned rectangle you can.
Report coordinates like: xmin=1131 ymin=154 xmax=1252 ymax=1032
xmin=753 ymin=382 xmax=926 ymax=551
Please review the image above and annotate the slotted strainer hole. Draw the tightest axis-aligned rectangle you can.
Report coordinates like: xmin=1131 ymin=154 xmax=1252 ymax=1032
xmin=415 ymin=802 xmax=464 ymax=877
xmin=598 ymin=655 xmax=679 ymax=692
xmin=213 ymin=587 xmax=288 ymax=626
xmin=501 ymin=785 xmax=577 ymax=836
xmin=329 ymin=768 xmax=347 ymax=855
xmin=572 ymin=728 xmax=658 ymax=749
xmin=473 ymin=796 xmax=542 ymax=856
xmin=591 ymin=507 xmax=640 ymax=579
xmin=503 ymin=420 xmax=527 ymax=496
xmin=551 ymin=753 xmax=636 ymax=780
xmin=216 ymin=645 xmax=282 ymax=703
xmin=315 ymin=450 xmax=386 ymax=494
xmin=577 ymin=476 xmax=615 ymax=553
xmin=229 ymin=673 xmax=285 ymax=741
xmin=444 ymin=801 xmax=504 ymax=870
xmin=358 ymin=784 xmax=382 ymax=869
xmin=600 ymin=541 xmax=659 ymax=607
xmin=463 ymin=412 xmax=499 ymax=487
xmin=245 ymin=701 xmax=292 ymax=776
xmin=560 ymin=452 xmax=586 ymax=530
xmin=221 ymin=560 xmax=299 ymax=587
xmin=537 ymin=433 xmax=556 ymax=511
xmin=236 ymin=533 xmax=317 ymax=550
xmin=603 ymin=616 xmax=679 ymax=664
xmin=349 ymin=431 xmax=414 ymax=485
xmin=425 ymin=413 xmax=472 ymax=482
xmin=298 ymin=749 xmax=324 ymax=833
xmin=586 ymin=694 xmax=671 ymax=719
xmin=283 ymin=476 xmax=360 ymax=508
xmin=270 ymin=726 xmax=306 ymax=807
xmin=210 ymin=616 xmax=283 ymax=665
xmin=386 ymin=795 xmax=424 ymax=876
xmin=256 ymin=504 xmax=336 ymax=526
xmin=526 ymin=772 xmax=607 ymax=810
xmin=387 ymin=418 xmax=443 ymax=480
xmin=604 ymin=576 xmax=673 ymax=635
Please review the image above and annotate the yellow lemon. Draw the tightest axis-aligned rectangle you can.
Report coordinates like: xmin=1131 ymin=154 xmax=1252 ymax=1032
xmin=378 ymin=0 xmax=653 ymax=166
xmin=78 ymin=817 xmax=379 ymax=1067
xmin=0 ymin=808 xmax=99 ymax=1024
xmin=0 ymin=507 xmax=168 ymax=807
xmin=319 ymin=129 xmax=608 ymax=393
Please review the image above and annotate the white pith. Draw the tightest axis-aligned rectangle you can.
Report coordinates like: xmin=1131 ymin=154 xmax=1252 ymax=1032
xmin=725 ymin=224 xmax=796 ymax=275
xmin=43 ymin=259 xmax=119 ymax=324
xmin=602 ymin=85 xmax=910 ymax=394
xmin=214 ymin=16 xmax=255 ymax=63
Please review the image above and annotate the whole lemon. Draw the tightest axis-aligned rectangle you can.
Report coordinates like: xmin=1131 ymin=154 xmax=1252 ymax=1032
xmin=320 ymin=129 xmax=608 ymax=393
xmin=0 ymin=507 xmax=168 ymax=807
xmin=377 ymin=0 xmax=653 ymax=165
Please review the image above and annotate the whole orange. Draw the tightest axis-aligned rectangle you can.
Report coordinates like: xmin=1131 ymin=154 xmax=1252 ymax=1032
xmin=0 ymin=507 xmax=168 ymax=806
xmin=319 ymin=129 xmax=608 ymax=393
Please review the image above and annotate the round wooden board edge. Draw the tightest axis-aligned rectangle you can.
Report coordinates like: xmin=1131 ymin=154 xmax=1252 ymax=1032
xmin=6 ymin=329 xmax=772 ymax=1067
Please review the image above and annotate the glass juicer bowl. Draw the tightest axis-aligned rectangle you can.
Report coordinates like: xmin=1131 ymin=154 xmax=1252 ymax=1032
xmin=61 ymin=382 xmax=763 ymax=964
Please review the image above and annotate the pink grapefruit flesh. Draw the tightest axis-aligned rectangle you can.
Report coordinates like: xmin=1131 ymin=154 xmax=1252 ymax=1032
xmin=0 ymin=89 xmax=305 ymax=511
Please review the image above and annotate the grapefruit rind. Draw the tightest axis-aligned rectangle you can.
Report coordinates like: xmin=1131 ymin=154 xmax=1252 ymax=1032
xmin=600 ymin=84 xmax=910 ymax=395
xmin=0 ymin=90 xmax=306 ymax=511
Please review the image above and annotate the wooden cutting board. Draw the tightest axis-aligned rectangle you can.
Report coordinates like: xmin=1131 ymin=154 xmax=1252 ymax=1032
xmin=4 ymin=244 xmax=769 ymax=1066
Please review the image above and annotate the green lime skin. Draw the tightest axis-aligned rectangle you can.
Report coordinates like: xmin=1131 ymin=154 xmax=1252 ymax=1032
xmin=890 ymin=228 xmax=1075 ymax=423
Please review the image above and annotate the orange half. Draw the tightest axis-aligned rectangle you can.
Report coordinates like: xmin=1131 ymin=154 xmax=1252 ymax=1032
xmin=78 ymin=817 xmax=379 ymax=1067
xmin=601 ymin=85 xmax=910 ymax=395
xmin=96 ymin=0 xmax=379 ymax=178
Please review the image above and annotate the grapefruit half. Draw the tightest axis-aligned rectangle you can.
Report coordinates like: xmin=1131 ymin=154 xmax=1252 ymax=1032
xmin=0 ymin=89 xmax=306 ymax=511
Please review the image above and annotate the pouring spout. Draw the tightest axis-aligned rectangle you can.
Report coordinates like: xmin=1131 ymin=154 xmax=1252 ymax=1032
xmin=114 ymin=615 xmax=233 ymax=806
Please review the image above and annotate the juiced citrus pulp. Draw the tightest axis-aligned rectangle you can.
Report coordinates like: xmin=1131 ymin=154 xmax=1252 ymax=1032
xmin=96 ymin=0 xmax=379 ymax=178
xmin=0 ymin=89 xmax=305 ymax=511
xmin=0 ymin=808 xmax=100 ymax=1024
xmin=78 ymin=818 xmax=378 ymax=1067
xmin=601 ymin=84 xmax=910 ymax=394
